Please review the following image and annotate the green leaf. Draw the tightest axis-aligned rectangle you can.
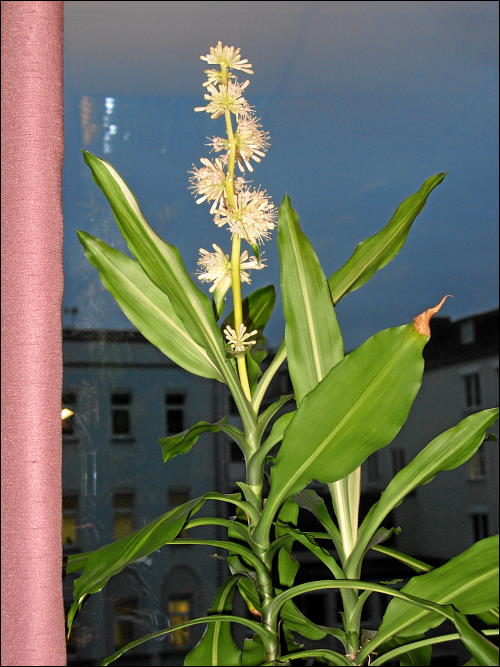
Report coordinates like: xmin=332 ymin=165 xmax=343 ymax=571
xmin=276 ymin=500 xmax=300 ymax=588
xmin=256 ymin=394 xmax=293 ymax=440
xmin=258 ymin=320 xmax=429 ymax=537
xmin=101 ymin=614 xmax=271 ymax=666
xmin=221 ymin=284 xmax=276 ymax=339
xmin=158 ymin=419 xmax=246 ymax=463
xmin=184 ymin=576 xmax=242 ymax=666
xmin=241 ymin=635 xmax=267 ymax=666
xmin=449 ymin=609 xmax=499 ymax=667
xmin=370 ymin=545 xmax=433 ymax=574
xmin=82 ymin=151 xmax=227 ymax=372
xmin=398 ymin=641 xmax=432 ymax=666
xmin=278 ymin=195 xmax=343 ymax=404
xmin=377 ymin=536 xmax=499 ymax=641
xmin=349 ymin=409 xmax=499 ymax=573
xmin=328 ymin=173 xmax=446 ymax=303
xmin=77 ymin=231 xmax=223 ymax=381
xmin=293 ymin=489 xmax=341 ymax=549
xmin=67 ymin=491 xmax=242 ymax=634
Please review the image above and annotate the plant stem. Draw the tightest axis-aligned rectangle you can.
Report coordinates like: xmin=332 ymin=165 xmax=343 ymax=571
xmin=220 ymin=64 xmax=252 ymax=402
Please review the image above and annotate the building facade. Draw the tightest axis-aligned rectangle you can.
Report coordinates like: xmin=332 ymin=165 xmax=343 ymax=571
xmin=63 ymin=309 xmax=498 ymax=665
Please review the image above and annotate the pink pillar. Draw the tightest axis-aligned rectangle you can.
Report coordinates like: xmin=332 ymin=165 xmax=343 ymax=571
xmin=1 ymin=2 xmax=66 ymax=665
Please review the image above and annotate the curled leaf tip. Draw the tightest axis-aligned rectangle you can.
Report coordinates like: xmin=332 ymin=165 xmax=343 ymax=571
xmin=413 ymin=294 xmax=453 ymax=336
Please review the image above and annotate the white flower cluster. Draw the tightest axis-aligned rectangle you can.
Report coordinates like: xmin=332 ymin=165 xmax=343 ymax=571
xmin=191 ymin=43 xmax=276 ymax=352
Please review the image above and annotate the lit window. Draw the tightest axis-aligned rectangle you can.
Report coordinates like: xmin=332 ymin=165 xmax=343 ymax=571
xmin=166 ymin=392 xmax=185 ymax=434
xmin=62 ymin=494 xmax=79 ymax=550
xmin=111 ymin=392 xmax=132 ymax=437
xmin=470 ymin=512 xmax=489 ymax=541
xmin=391 ymin=448 xmax=406 ymax=474
xmin=468 ymin=449 xmax=487 ymax=480
xmin=113 ymin=492 xmax=135 ymax=540
xmin=462 ymin=373 xmax=481 ymax=408
xmin=62 ymin=392 xmax=77 ymax=439
xmin=168 ymin=597 xmax=191 ymax=647
xmin=114 ymin=597 xmax=138 ymax=649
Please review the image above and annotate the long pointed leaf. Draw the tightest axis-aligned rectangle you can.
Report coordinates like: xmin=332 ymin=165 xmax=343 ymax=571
xmin=258 ymin=314 xmax=435 ymax=540
xmin=449 ymin=608 xmax=500 ymax=667
xmin=328 ymin=173 xmax=446 ymax=302
xmin=77 ymin=231 xmax=222 ymax=381
xmin=278 ymin=195 xmax=343 ymax=404
xmin=376 ymin=536 xmax=499 ymax=641
xmin=158 ymin=419 xmax=246 ymax=463
xmin=67 ymin=491 xmax=244 ymax=634
xmin=101 ymin=614 xmax=271 ymax=666
xmin=349 ymin=409 xmax=499 ymax=574
xmin=82 ymin=151 xmax=228 ymax=374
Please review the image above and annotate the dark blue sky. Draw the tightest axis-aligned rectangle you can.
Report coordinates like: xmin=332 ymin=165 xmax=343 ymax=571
xmin=63 ymin=1 xmax=498 ymax=351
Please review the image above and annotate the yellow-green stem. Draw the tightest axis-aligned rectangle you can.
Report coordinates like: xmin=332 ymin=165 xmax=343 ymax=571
xmin=221 ymin=65 xmax=252 ymax=401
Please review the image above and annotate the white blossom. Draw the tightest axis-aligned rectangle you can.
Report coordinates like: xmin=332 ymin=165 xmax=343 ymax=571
xmin=234 ymin=114 xmax=270 ymax=172
xmin=194 ymin=81 xmax=251 ymax=119
xmin=189 ymin=157 xmax=247 ymax=213
xmin=214 ymin=187 xmax=276 ymax=244
xmin=223 ymin=323 xmax=258 ymax=353
xmin=200 ymin=42 xmax=254 ymax=75
xmin=197 ymin=244 xmax=265 ymax=293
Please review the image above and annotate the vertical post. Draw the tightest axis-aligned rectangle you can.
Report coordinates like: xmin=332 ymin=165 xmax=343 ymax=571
xmin=1 ymin=2 xmax=66 ymax=665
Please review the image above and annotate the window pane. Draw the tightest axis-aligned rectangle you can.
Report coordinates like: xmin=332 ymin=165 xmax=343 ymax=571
xmin=167 ymin=408 xmax=184 ymax=433
xmin=113 ymin=408 xmax=130 ymax=435
xmin=112 ymin=393 xmax=131 ymax=405
xmin=114 ymin=598 xmax=138 ymax=649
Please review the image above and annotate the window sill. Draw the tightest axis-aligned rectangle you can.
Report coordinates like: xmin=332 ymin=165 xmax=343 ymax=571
xmin=111 ymin=436 xmax=136 ymax=444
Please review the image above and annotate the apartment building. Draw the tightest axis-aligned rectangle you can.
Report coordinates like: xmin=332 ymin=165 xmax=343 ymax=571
xmin=62 ymin=308 xmax=498 ymax=665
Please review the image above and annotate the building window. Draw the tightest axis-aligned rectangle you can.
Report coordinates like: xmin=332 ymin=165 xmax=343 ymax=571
xmin=62 ymin=494 xmax=79 ymax=551
xmin=366 ymin=452 xmax=379 ymax=483
xmin=113 ymin=492 xmax=135 ymax=540
xmin=391 ymin=448 xmax=406 ymax=475
xmin=166 ymin=392 xmax=185 ymax=434
xmin=462 ymin=373 xmax=481 ymax=408
xmin=168 ymin=490 xmax=190 ymax=509
xmin=168 ymin=597 xmax=191 ymax=647
xmin=111 ymin=392 xmax=132 ymax=437
xmin=114 ymin=597 xmax=139 ymax=649
xmin=62 ymin=392 xmax=77 ymax=439
xmin=468 ymin=449 xmax=487 ymax=481
xmin=459 ymin=320 xmax=475 ymax=345
xmin=470 ymin=512 xmax=489 ymax=541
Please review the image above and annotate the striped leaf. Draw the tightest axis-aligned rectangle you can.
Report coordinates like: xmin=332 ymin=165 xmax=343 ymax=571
xmin=82 ymin=151 xmax=227 ymax=372
xmin=258 ymin=319 xmax=430 ymax=537
xmin=377 ymin=536 xmax=499 ymax=641
xmin=328 ymin=173 xmax=446 ymax=303
xmin=278 ymin=195 xmax=343 ymax=404
xmin=348 ymin=408 xmax=499 ymax=574
xmin=77 ymin=231 xmax=222 ymax=381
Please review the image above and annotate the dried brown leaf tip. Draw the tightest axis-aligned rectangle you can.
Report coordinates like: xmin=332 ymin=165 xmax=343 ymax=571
xmin=412 ymin=295 xmax=453 ymax=337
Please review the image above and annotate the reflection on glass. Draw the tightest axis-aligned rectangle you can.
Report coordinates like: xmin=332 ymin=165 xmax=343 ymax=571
xmin=114 ymin=597 xmax=139 ymax=649
xmin=113 ymin=492 xmax=135 ymax=540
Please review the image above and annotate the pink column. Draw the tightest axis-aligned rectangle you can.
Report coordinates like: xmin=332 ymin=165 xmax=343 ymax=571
xmin=1 ymin=2 xmax=66 ymax=665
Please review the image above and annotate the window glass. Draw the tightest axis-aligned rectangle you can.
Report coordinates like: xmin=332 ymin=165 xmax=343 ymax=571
xmin=62 ymin=4 xmax=498 ymax=665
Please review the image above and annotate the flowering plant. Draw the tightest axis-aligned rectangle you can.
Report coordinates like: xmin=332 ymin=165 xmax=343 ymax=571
xmin=68 ymin=43 xmax=499 ymax=666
